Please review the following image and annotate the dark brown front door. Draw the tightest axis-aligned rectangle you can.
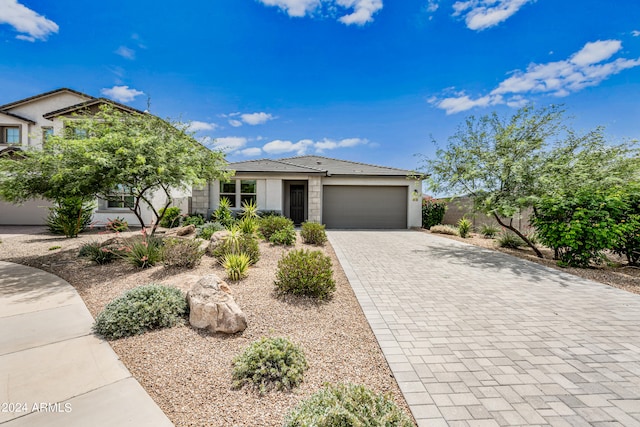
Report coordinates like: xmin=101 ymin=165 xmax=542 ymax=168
xmin=290 ymin=185 xmax=305 ymax=224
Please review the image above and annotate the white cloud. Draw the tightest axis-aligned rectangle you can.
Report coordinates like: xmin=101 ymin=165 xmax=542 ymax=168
xmin=239 ymin=147 xmax=263 ymax=157
xmin=432 ymin=39 xmax=640 ymax=114
xmin=240 ymin=112 xmax=275 ymax=125
xmin=210 ymin=137 xmax=248 ymax=151
xmin=229 ymin=119 xmax=243 ymax=127
xmin=188 ymin=121 xmax=219 ymax=132
xmin=314 ymin=137 xmax=368 ymax=151
xmin=100 ymin=85 xmax=144 ymax=103
xmin=632 ymin=30 xmax=640 ymax=37
xmin=0 ymin=0 xmax=59 ymax=41
xmin=452 ymin=0 xmax=533 ymax=31
xmin=426 ymin=0 xmax=439 ymax=13
xmin=115 ymin=46 xmax=135 ymax=60
xmin=257 ymin=0 xmax=382 ymax=25
xmin=262 ymin=137 xmax=368 ymax=155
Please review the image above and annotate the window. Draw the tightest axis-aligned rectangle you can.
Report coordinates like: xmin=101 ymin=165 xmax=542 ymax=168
xmin=107 ymin=185 xmax=134 ymax=209
xmin=220 ymin=181 xmax=237 ymax=208
xmin=240 ymin=180 xmax=257 ymax=205
xmin=42 ymin=127 xmax=53 ymax=142
xmin=4 ymin=127 xmax=19 ymax=144
xmin=219 ymin=179 xmax=257 ymax=207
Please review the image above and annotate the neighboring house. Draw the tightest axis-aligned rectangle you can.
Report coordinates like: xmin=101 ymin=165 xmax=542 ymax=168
xmin=193 ymin=156 xmax=423 ymax=229
xmin=0 ymin=88 xmax=189 ymax=226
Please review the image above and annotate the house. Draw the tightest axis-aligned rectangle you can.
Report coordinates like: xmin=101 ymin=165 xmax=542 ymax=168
xmin=0 ymin=88 xmax=189 ymax=226
xmin=192 ymin=156 xmax=423 ymax=229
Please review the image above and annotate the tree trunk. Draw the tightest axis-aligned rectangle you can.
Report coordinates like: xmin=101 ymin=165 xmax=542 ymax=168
xmin=493 ymin=213 xmax=544 ymax=258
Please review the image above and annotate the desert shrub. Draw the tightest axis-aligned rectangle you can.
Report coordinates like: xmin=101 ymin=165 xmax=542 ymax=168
xmin=240 ymin=199 xmax=259 ymax=219
xmin=457 ymin=218 xmax=473 ymax=238
xmin=429 ymin=224 xmax=459 ymax=236
xmin=197 ymin=221 xmax=225 ymax=240
xmin=212 ymin=229 xmax=260 ymax=265
xmin=275 ymin=249 xmax=335 ymax=299
xmin=46 ymin=197 xmax=94 ymax=237
xmin=79 ymin=241 xmax=116 ymax=265
xmin=258 ymin=215 xmax=294 ymax=241
xmin=497 ymin=232 xmax=525 ymax=249
xmin=212 ymin=197 xmax=235 ymax=228
xmin=422 ymin=197 xmax=446 ymax=229
xmin=301 ymin=222 xmax=327 ymax=245
xmin=269 ymin=226 xmax=296 ymax=246
xmin=162 ymin=238 xmax=204 ymax=268
xmin=283 ymin=383 xmax=414 ymax=427
xmin=93 ymin=284 xmax=187 ymax=340
xmin=159 ymin=206 xmax=182 ymax=228
xmin=237 ymin=216 xmax=259 ymax=236
xmin=182 ymin=214 xmax=205 ymax=227
xmin=124 ymin=235 xmax=163 ymax=268
xmin=223 ymin=253 xmax=251 ymax=281
xmin=232 ymin=337 xmax=307 ymax=394
xmin=105 ymin=217 xmax=129 ymax=232
xmin=258 ymin=210 xmax=282 ymax=218
xmin=480 ymin=224 xmax=500 ymax=238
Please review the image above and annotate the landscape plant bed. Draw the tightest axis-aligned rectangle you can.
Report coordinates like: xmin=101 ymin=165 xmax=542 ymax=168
xmin=0 ymin=228 xmax=413 ymax=427
xmin=426 ymin=229 xmax=640 ymax=295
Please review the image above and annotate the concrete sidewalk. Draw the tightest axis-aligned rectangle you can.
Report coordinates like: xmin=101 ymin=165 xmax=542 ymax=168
xmin=0 ymin=261 xmax=173 ymax=427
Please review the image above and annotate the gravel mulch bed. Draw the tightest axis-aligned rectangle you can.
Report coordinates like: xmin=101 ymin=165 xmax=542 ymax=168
xmin=0 ymin=227 xmax=413 ymax=427
xmin=426 ymin=230 xmax=640 ymax=295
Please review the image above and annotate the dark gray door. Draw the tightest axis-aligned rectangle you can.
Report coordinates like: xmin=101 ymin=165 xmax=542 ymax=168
xmin=290 ymin=185 xmax=305 ymax=224
xmin=322 ymin=186 xmax=407 ymax=229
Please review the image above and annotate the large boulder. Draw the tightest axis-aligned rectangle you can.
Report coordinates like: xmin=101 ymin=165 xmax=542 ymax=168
xmin=176 ymin=224 xmax=196 ymax=236
xmin=186 ymin=274 xmax=247 ymax=334
xmin=208 ymin=230 xmax=231 ymax=254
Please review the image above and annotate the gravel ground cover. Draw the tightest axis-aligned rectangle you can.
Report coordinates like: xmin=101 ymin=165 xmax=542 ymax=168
xmin=426 ymin=229 xmax=640 ymax=295
xmin=0 ymin=227 xmax=412 ymax=427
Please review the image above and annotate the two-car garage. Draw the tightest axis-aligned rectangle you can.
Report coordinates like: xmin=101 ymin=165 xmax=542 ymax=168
xmin=322 ymin=185 xmax=408 ymax=229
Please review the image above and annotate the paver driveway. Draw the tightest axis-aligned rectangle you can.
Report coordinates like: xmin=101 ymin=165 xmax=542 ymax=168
xmin=329 ymin=230 xmax=640 ymax=427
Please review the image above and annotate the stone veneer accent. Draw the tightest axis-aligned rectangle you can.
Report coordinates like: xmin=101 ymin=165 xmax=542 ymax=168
xmin=308 ymin=176 xmax=321 ymax=222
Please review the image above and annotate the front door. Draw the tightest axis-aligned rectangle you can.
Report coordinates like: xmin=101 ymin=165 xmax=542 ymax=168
xmin=290 ymin=185 xmax=305 ymax=225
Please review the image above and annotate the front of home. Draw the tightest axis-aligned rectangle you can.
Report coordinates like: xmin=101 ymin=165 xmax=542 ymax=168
xmin=192 ymin=156 xmax=423 ymax=229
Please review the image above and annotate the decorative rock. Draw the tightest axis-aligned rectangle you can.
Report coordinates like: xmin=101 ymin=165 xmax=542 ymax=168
xmin=186 ymin=274 xmax=246 ymax=334
xmin=210 ymin=230 xmax=230 ymax=245
xmin=176 ymin=224 xmax=196 ymax=236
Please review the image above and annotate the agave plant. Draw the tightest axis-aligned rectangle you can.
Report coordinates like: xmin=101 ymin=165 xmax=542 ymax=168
xmin=223 ymin=252 xmax=251 ymax=281
xmin=240 ymin=199 xmax=259 ymax=219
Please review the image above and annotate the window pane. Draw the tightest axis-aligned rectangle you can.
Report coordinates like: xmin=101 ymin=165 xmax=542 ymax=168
xmin=6 ymin=128 xmax=19 ymax=144
xmin=108 ymin=199 xmax=124 ymax=208
xmin=240 ymin=194 xmax=256 ymax=205
xmin=42 ymin=128 xmax=53 ymax=141
xmin=124 ymin=196 xmax=135 ymax=208
xmin=220 ymin=195 xmax=236 ymax=208
xmin=240 ymin=180 xmax=256 ymax=194
xmin=220 ymin=181 xmax=236 ymax=193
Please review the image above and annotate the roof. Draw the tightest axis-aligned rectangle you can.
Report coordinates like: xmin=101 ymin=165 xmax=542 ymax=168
xmin=43 ymin=98 xmax=146 ymax=119
xmin=228 ymin=155 xmax=415 ymax=177
xmin=0 ymin=110 xmax=36 ymax=124
xmin=0 ymin=88 xmax=93 ymax=111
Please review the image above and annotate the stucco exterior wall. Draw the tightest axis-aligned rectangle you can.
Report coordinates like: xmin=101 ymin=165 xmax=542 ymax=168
xmin=0 ymin=199 xmax=52 ymax=225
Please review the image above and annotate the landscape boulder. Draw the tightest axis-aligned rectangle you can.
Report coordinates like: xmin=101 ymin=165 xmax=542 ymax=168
xmin=186 ymin=274 xmax=247 ymax=334
xmin=176 ymin=224 xmax=196 ymax=236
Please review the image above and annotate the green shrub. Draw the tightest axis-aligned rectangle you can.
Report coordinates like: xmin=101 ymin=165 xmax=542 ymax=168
xmin=237 ymin=216 xmax=259 ymax=236
xmin=258 ymin=210 xmax=282 ymax=218
xmin=197 ymin=221 xmax=225 ymax=240
xmin=301 ymin=222 xmax=327 ymax=245
xmin=159 ymin=207 xmax=182 ymax=228
xmin=212 ymin=229 xmax=260 ymax=265
xmin=105 ymin=217 xmax=129 ymax=232
xmin=182 ymin=214 xmax=205 ymax=227
xmin=480 ymin=224 xmax=500 ymax=238
xmin=232 ymin=337 xmax=308 ymax=394
xmin=46 ymin=197 xmax=94 ymax=237
xmin=497 ymin=232 xmax=525 ymax=249
xmin=429 ymin=224 xmax=459 ymax=236
xmin=125 ymin=235 xmax=163 ymax=268
xmin=212 ymin=197 xmax=235 ymax=228
xmin=79 ymin=241 xmax=116 ymax=265
xmin=162 ymin=238 xmax=204 ymax=268
xmin=240 ymin=199 xmax=259 ymax=219
xmin=283 ymin=383 xmax=414 ymax=427
xmin=422 ymin=197 xmax=446 ymax=229
xmin=457 ymin=218 xmax=473 ymax=238
xmin=258 ymin=215 xmax=294 ymax=241
xmin=275 ymin=249 xmax=335 ymax=299
xmin=93 ymin=284 xmax=187 ymax=340
xmin=223 ymin=252 xmax=251 ymax=281
xmin=269 ymin=226 xmax=296 ymax=246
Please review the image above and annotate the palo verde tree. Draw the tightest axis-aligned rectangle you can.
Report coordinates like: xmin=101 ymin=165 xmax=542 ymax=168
xmin=421 ymin=104 xmax=565 ymax=257
xmin=0 ymin=105 xmax=231 ymax=234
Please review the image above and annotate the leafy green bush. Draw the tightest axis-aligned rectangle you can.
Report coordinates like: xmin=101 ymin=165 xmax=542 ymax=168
xmin=497 ymin=232 xmax=525 ymax=249
xmin=269 ymin=226 xmax=296 ymax=246
xmin=258 ymin=215 xmax=294 ymax=241
xmin=301 ymin=222 xmax=327 ymax=245
xmin=159 ymin=206 xmax=182 ymax=228
xmin=79 ymin=241 xmax=116 ymax=264
xmin=429 ymin=224 xmax=459 ymax=236
xmin=162 ymin=238 xmax=204 ymax=268
xmin=93 ymin=284 xmax=187 ymax=340
xmin=212 ymin=229 xmax=260 ymax=265
xmin=105 ymin=217 xmax=129 ymax=232
xmin=124 ymin=235 xmax=163 ymax=268
xmin=46 ymin=197 xmax=94 ymax=237
xmin=275 ymin=249 xmax=335 ymax=299
xmin=240 ymin=199 xmax=259 ymax=219
xmin=237 ymin=216 xmax=259 ymax=236
xmin=182 ymin=214 xmax=205 ymax=227
xmin=422 ymin=197 xmax=446 ymax=229
xmin=457 ymin=218 xmax=472 ymax=238
xmin=283 ymin=383 xmax=414 ymax=427
xmin=223 ymin=252 xmax=251 ymax=281
xmin=258 ymin=210 xmax=282 ymax=218
xmin=480 ymin=224 xmax=500 ymax=238
xmin=212 ymin=197 xmax=235 ymax=228
xmin=197 ymin=221 xmax=225 ymax=240
xmin=232 ymin=337 xmax=308 ymax=394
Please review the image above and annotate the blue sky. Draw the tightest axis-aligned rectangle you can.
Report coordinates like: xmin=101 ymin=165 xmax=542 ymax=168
xmin=1 ymin=0 xmax=639 ymax=171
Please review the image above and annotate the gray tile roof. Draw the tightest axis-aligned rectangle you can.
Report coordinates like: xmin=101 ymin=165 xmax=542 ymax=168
xmin=278 ymin=155 xmax=413 ymax=176
xmin=229 ymin=159 xmax=325 ymax=174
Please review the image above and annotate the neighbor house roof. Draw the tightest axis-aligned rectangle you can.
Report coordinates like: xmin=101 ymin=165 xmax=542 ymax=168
xmin=229 ymin=159 xmax=326 ymax=174
xmin=43 ymin=98 xmax=146 ymax=119
xmin=0 ymin=110 xmax=36 ymax=124
xmin=0 ymin=88 xmax=93 ymax=111
xmin=280 ymin=155 xmax=413 ymax=176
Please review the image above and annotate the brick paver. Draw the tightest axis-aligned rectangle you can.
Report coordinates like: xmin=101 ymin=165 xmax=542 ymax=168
xmin=329 ymin=230 xmax=640 ymax=426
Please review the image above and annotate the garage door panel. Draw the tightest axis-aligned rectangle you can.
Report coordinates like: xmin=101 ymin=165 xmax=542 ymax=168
xmin=322 ymin=186 xmax=407 ymax=229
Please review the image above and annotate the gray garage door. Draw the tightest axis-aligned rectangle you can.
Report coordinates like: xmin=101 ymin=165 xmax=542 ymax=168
xmin=322 ymin=186 xmax=407 ymax=229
